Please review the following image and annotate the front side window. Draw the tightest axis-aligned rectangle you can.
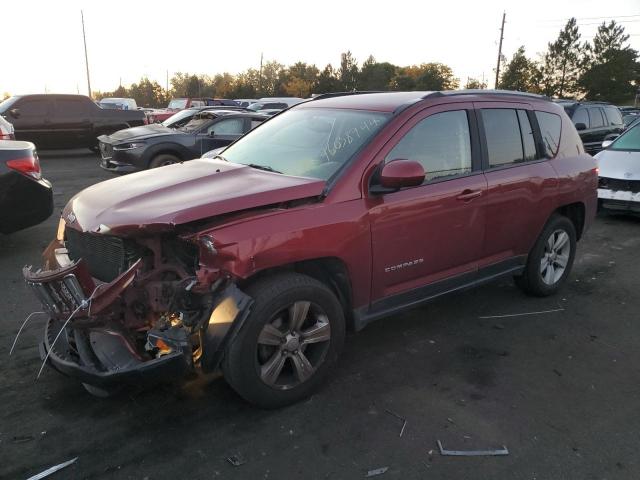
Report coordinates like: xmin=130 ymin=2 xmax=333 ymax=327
xmin=208 ymin=118 xmax=245 ymax=135
xmin=535 ymin=111 xmax=562 ymax=158
xmin=18 ymin=99 xmax=50 ymax=117
xmin=221 ymin=108 xmax=389 ymax=180
xmin=588 ymin=107 xmax=605 ymax=128
xmin=385 ymin=110 xmax=472 ymax=182
xmin=482 ymin=109 xmax=526 ymax=167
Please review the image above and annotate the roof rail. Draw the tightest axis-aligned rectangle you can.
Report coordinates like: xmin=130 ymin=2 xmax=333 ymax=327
xmin=310 ymin=91 xmax=385 ymax=101
xmin=424 ymin=89 xmax=551 ymax=101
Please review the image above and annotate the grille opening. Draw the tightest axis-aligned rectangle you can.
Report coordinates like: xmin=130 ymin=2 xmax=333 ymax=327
xmin=65 ymin=229 xmax=140 ymax=282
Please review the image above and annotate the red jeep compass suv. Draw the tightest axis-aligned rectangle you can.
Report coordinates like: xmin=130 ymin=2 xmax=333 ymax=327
xmin=23 ymin=90 xmax=597 ymax=407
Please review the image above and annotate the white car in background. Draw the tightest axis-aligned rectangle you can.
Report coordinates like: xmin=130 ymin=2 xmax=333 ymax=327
xmin=596 ymin=121 xmax=640 ymax=214
xmin=0 ymin=115 xmax=15 ymax=140
xmin=99 ymin=97 xmax=138 ymax=110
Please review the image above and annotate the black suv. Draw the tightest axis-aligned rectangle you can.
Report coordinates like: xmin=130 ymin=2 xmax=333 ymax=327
xmin=555 ymin=100 xmax=624 ymax=154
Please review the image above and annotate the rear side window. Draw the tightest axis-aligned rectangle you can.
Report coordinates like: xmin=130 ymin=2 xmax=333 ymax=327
xmin=603 ymin=106 xmax=623 ymax=126
xmin=535 ymin=111 xmax=562 ymax=158
xmin=54 ymin=99 xmax=87 ymax=117
xmin=588 ymin=107 xmax=604 ymax=128
xmin=572 ymin=107 xmax=589 ymax=126
xmin=481 ymin=109 xmax=533 ymax=167
xmin=386 ymin=110 xmax=472 ymax=182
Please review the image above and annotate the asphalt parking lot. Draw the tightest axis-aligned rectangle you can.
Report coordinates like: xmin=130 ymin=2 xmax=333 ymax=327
xmin=1 ymin=150 xmax=639 ymax=479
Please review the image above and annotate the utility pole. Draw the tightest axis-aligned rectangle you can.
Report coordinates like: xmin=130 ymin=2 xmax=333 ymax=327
xmin=81 ymin=10 xmax=92 ymax=98
xmin=494 ymin=11 xmax=506 ymax=89
xmin=166 ymin=70 xmax=169 ymax=96
xmin=259 ymin=52 xmax=263 ymax=96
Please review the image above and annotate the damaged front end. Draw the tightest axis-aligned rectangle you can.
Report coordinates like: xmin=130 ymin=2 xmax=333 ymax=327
xmin=23 ymin=228 xmax=252 ymax=391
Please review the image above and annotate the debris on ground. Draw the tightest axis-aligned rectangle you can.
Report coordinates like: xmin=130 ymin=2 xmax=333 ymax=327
xmin=479 ymin=308 xmax=564 ymax=320
xmin=437 ymin=440 xmax=509 ymax=456
xmin=26 ymin=457 xmax=78 ymax=480
xmin=12 ymin=435 xmax=34 ymax=443
xmin=226 ymin=454 xmax=246 ymax=467
xmin=366 ymin=467 xmax=388 ymax=477
xmin=384 ymin=408 xmax=408 ymax=437
xmin=553 ymin=369 xmax=563 ymax=377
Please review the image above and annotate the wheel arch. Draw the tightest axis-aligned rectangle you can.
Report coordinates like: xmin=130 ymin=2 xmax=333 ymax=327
xmin=555 ymin=202 xmax=585 ymax=240
xmin=238 ymin=256 xmax=355 ymax=330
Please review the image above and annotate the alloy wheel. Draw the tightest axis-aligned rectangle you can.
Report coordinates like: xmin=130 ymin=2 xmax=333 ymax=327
xmin=256 ymin=301 xmax=331 ymax=390
xmin=540 ymin=229 xmax=571 ymax=286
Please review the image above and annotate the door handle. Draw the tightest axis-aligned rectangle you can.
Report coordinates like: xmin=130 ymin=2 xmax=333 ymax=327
xmin=456 ymin=189 xmax=482 ymax=201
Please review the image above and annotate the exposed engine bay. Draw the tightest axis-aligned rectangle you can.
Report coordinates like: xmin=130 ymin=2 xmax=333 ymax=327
xmin=23 ymin=229 xmax=252 ymax=391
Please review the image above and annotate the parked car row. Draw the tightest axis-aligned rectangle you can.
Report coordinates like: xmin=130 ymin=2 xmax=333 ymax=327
xmin=22 ymin=90 xmax=599 ymax=407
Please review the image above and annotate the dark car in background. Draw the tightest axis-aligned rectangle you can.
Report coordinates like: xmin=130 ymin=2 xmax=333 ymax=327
xmin=99 ymin=110 xmax=267 ymax=173
xmin=0 ymin=140 xmax=53 ymax=234
xmin=0 ymin=94 xmax=146 ymax=150
xmin=148 ymin=98 xmax=239 ymax=123
xmin=556 ymin=100 xmax=624 ymax=154
xmin=161 ymin=105 xmax=248 ymax=129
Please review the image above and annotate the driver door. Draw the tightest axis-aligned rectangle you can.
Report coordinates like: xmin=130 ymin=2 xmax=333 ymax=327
xmin=367 ymin=104 xmax=487 ymax=304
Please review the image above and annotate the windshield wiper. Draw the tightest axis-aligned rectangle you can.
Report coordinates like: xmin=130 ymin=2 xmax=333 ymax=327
xmin=246 ymin=163 xmax=282 ymax=174
xmin=213 ymin=154 xmax=228 ymax=161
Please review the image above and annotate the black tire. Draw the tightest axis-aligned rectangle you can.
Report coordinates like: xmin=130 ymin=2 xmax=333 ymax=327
xmin=222 ymin=272 xmax=345 ymax=408
xmin=148 ymin=153 xmax=179 ymax=169
xmin=514 ymin=214 xmax=577 ymax=297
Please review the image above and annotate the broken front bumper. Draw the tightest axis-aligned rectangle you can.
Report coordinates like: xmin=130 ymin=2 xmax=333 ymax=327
xmin=23 ymin=242 xmax=252 ymax=388
xmin=40 ymin=318 xmax=190 ymax=387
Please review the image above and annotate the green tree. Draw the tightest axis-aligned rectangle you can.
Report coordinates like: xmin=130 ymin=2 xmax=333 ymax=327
xmin=415 ymin=63 xmax=459 ymax=90
xmin=464 ymin=77 xmax=487 ymax=89
xmin=128 ymin=77 xmax=166 ymax=107
xmin=338 ymin=51 xmax=359 ymax=91
xmin=538 ymin=18 xmax=585 ymax=97
xmin=315 ymin=64 xmax=341 ymax=94
xmin=498 ymin=46 xmax=539 ymax=92
xmin=258 ymin=61 xmax=286 ymax=96
xmin=358 ymin=56 xmax=397 ymax=90
xmin=579 ymin=21 xmax=640 ymax=103
xmin=284 ymin=62 xmax=319 ymax=97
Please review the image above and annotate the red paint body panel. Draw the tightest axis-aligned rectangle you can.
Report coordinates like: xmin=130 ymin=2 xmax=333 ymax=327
xmin=63 ymin=159 xmax=325 ymax=235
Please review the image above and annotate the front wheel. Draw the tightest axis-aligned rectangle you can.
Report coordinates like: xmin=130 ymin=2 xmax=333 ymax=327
xmin=148 ymin=153 xmax=179 ymax=169
xmin=514 ymin=214 xmax=577 ymax=296
xmin=222 ymin=273 xmax=345 ymax=408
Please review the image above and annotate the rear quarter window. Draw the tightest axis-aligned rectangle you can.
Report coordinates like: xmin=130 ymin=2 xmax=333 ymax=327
xmin=535 ymin=111 xmax=562 ymax=158
xmin=604 ymin=106 xmax=623 ymax=126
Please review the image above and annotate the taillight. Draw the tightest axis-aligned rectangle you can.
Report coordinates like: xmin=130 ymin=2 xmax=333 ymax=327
xmin=0 ymin=133 xmax=14 ymax=140
xmin=7 ymin=155 xmax=42 ymax=180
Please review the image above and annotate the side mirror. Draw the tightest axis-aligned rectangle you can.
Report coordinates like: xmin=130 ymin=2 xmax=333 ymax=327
xmin=377 ymin=159 xmax=425 ymax=191
xmin=602 ymin=140 xmax=613 ymax=149
xmin=575 ymin=122 xmax=587 ymax=131
xmin=9 ymin=108 xmax=20 ymax=119
xmin=208 ymin=130 xmax=216 ymax=137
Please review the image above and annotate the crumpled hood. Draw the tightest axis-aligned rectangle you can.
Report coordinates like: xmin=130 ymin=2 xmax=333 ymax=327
xmin=64 ymin=159 xmax=325 ymax=235
xmin=596 ymin=149 xmax=640 ymax=180
xmin=100 ymin=123 xmax=178 ymax=143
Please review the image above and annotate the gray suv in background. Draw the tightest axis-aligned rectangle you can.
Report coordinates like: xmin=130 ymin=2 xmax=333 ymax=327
xmin=556 ymin=100 xmax=624 ymax=155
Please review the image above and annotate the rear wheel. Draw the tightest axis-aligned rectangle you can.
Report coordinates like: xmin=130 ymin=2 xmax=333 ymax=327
xmin=148 ymin=153 xmax=179 ymax=169
xmin=222 ymin=273 xmax=345 ymax=408
xmin=515 ymin=214 xmax=576 ymax=296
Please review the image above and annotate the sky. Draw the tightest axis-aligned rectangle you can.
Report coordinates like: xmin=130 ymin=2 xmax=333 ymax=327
xmin=2 ymin=0 xmax=639 ymax=96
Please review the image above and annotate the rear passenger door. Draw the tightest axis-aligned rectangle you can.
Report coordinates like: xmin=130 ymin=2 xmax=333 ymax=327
xmin=476 ymin=103 xmax=559 ymax=269
xmin=51 ymin=97 xmax=93 ymax=148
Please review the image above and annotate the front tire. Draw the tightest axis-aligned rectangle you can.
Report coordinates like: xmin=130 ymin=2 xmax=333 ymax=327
xmin=515 ymin=214 xmax=577 ymax=296
xmin=148 ymin=153 xmax=179 ymax=169
xmin=222 ymin=273 xmax=345 ymax=408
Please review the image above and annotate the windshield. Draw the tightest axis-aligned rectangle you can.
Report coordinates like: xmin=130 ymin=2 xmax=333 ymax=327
xmin=0 ymin=96 xmax=20 ymax=113
xmin=99 ymin=102 xmax=120 ymax=109
xmin=168 ymin=98 xmax=188 ymax=109
xmin=220 ymin=108 xmax=390 ymax=180
xmin=610 ymin=123 xmax=640 ymax=151
xmin=163 ymin=108 xmax=198 ymax=128
xmin=180 ymin=112 xmax=217 ymax=132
